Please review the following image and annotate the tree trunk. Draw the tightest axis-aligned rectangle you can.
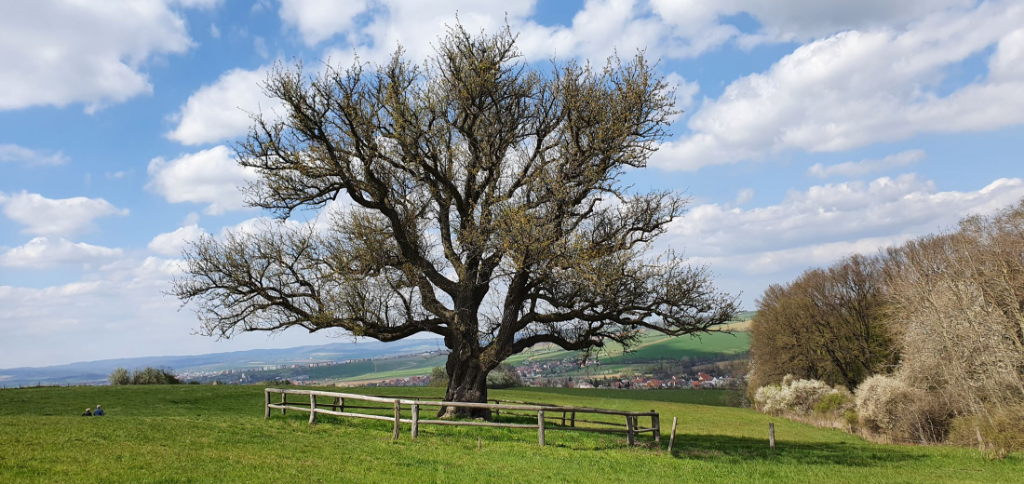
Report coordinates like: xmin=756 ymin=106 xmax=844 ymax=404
xmin=438 ymin=349 xmax=491 ymax=419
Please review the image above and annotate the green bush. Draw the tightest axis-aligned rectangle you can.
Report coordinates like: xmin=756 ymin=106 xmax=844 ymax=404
xmin=486 ymin=364 xmax=523 ymax=389
xmin=108 ymin=368 xmax=131 ymax=386
xmin=815 ymin=391 xmax=853 ymax=414
xmin=843 ymin=410 xmax=859 ymax=428
xmin=949 ymin=405 xmax=1024 ymax=459
xmin=428 ymin=367 xmax=448 ymax=388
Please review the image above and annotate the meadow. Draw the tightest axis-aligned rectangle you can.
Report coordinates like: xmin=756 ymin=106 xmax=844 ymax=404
xmin=1 ymin=385 xmax=1021 ymax=483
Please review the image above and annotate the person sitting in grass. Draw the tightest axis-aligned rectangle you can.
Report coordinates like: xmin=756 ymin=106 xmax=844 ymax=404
xmin=81 ymin=408 xmax=92 ymax=416
xmin=93 ymin=405 xmax=105 ymax=416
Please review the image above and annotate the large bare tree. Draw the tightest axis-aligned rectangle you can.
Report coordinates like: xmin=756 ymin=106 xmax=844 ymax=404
xmin=173 ymin=26 xmax=737 ymax=417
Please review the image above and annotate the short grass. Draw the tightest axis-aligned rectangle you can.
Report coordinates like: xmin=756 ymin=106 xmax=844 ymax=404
xmin=1 ymin=385 xmax=1020 ymax=483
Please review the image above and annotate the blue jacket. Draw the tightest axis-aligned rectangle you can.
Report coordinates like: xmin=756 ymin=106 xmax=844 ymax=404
xmin=93 ymin=408 xmax=105 ymax=416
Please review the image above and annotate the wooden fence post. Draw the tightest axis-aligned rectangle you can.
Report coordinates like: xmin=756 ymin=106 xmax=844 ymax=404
xmin=652 ymin=410 xmax=661 ymax=443
xmin=570 ymin=411 xmax=576 ymax=428
xmin=626 ymin=415 xmax=635 ymax=446
xmin=392 ymin=400 xmax=401 ymax=441
xmin=538 ymin=410 xmax=545 ymax=447
xmin=668 ymin=417 xmax=678 ymax=452
xmin=309 ymin=394 xmax=317 ymax=425
xmin=561 ymin=411 xmax=566 ymax=426
xmin=264 ymin=389 xmax=270 ymax=420
xmin=340 ymin=398 xmax=345 ymax=413
xmin=281 ymin=393 xmax=287 ymax=415
xmin=769 ymin=423 xmax=775 ymax=451
xmin=411 ymin=404 xmax=419 ymax=440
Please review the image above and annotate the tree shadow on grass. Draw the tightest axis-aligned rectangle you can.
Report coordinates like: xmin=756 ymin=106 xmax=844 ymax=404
xmin=283 ymin=408 xmax=922 ymax=468
xmin=665 ymin=433 xmax=923 ymax=467
xmin=508 ymin=387 xmax=736 ymax=408
xmin=532 ymin=430 xmax=924 ymax=468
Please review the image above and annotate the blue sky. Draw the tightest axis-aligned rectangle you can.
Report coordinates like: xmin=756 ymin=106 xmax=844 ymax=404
xmin=1 ymin=0 xmax=1023 ymax=368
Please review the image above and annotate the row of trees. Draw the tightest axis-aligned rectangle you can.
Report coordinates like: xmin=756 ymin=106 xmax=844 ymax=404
xmin=109 ymin=367 xmax=181 ymax=386
xmin=749 ymin=199 xmax=1024 ymax=455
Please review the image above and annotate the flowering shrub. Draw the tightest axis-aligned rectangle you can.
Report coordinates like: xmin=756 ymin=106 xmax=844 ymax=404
xmin=753 ymin=375 xmax=852 ymax=417
xmin=854 ymin=374 xmax=946 ymax=443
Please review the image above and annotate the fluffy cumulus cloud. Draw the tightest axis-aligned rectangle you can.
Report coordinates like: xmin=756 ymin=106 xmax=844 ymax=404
xmin=279 ymin=0 xmax=979 ymax=65
xmin=166 ymin=65 xmax=282 ymax=145
xmin=653 ymin=1 xmax=1024 ymax=170
xmin=807 ymin=149 xmax=927 ymax=179
xmin=146 ymin=146 xmax=258 ymax=215
xmin=0 ymin=191 xmax=129 ymax=236
xmin=650 ymin=0 xmax=973 ymax=49
xmin=279 ymin=0 xmax=373 ymax=47
xmin=148 ymin=224 xmax=209 ymax=256
xmin=181 ymin=0 xmax=976 ymax=147
xmin=0 ymin=0 xmax=211 ymax=113
xmin=668 ymin=175 xmax=1024 ymax=276
xmin=0 ymin=144 xmax=69 ymax=166
xmin=0 ymin=237 xmax=123 ymax=269
xmin=0 ymin=263 xmax=181 ymax=367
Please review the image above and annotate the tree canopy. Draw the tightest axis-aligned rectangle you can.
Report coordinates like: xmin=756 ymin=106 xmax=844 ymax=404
xmin=173 ymin=25 xmax=737 ymax=416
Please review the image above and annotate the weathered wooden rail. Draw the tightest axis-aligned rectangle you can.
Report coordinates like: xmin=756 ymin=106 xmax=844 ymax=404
xmin=264 ymin=388 xmax=660 ymax=447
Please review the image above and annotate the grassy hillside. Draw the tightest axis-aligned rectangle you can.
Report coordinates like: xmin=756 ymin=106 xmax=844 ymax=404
xmin=1 ymin=385 xmax=1019 ymax=483
xmin=508 ymin=330 xmax=749 ymax=366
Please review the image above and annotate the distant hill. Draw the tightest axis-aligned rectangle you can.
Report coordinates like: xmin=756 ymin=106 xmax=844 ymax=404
xmin=0 ymin=338 xmax=444 ymax=388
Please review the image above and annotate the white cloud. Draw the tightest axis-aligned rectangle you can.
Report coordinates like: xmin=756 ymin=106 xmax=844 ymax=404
xmin=733 ymin=188 xmax=754 ymax=206
xmin=317 ymin=0 xmax=540 ymax=65
xmin=173 ymin=0 xmax=222 ymax=9
xmin=0 ymin=191 xmax=129 ymax=236
xmin=254 ymin=37 xmax=269 ymax=59
xmin=0 ymin=1 xmax=207 ymax=113
xmin=148 ymin=224 xmax=209 ymax=256
xmin=166 ymin=65 xmax=281 ymax=145
xmin=279 ymin=0 xmax=372 ymax=47
xmin=664 ymin=73 xmax=699 ymax=116
xmin=0 ymin=144 xmax=69 ymax=166
xmin=669 ymin=175 xmax=1024 ymax=271
xmin=651 ymin=0 xmax=973 ymax=49
xmin=807 ymin=149 xmax=926 ymax=179
xmin=183 ymin=1 xmax=983 ymax=157
xmin=0 ymin=237 xmax=123 ymax=269
xmin=0 ymin=252 xmax=330 ymax=368
xmin=653 ymin=2 xmax=1024 ymax=171
xmin=210 ymin=23 xmax=221 ymax=39
xmin=146 ymin=145 xmax=258 ymax=214
xmin=291 ymin=0 xmax=978 ymax=68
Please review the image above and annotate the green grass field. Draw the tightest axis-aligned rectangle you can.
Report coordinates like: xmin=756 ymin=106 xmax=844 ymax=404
xmin=1 ymin=385 xmax=1020 ymax=483
xmin=507 ymin=330 xmax=749 ymax=369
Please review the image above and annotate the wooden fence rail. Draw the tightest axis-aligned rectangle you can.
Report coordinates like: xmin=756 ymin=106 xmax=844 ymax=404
xmin=264 ymin=388 xmax=659 ymax=447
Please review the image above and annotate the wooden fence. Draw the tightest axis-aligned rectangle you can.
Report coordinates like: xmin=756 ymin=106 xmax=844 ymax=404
xmin=264 ymin=388 xmax=660 ymax=447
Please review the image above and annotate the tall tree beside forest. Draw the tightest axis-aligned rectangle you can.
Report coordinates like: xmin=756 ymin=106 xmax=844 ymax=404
xmin=749 ymin=254 xmax=896 ymax=392
xmin=172 ymin=25 xmax=736 ymax=417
